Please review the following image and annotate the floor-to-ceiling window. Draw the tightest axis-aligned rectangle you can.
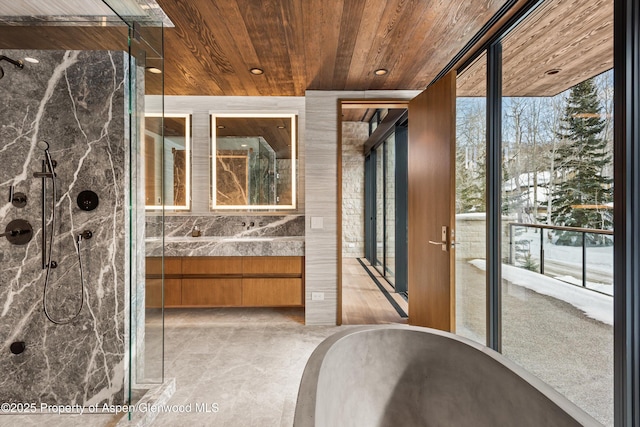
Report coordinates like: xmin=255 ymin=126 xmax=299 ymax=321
xmin=375 ymin=143 xmax=385 ymax=270
xmin=384 ymin=133 xmax=396 ymax=284
xmin=456 ymin=55 xmax=487 ymax=344
xmin=499 ymin=2 xmax=613 ymax=424
xmin=364 ymin=110 xmax=408 ymax=294
xmin=454 ymin=0 xmax=614 ymax=424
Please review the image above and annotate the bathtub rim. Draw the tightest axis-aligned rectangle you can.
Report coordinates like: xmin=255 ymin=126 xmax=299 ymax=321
xmin=293 ymin=324 xmax=602 ymax=427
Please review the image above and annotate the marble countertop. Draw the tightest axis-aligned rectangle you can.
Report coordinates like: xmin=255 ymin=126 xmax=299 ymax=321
xmin=145 ymin=236 xmax=305 ymax=257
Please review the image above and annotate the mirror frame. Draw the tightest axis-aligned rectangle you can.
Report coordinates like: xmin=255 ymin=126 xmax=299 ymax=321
xmin=144 ymin=113 xmax=192 ymax=211
xmin=210 ymin=113 xmax=297 ymax=210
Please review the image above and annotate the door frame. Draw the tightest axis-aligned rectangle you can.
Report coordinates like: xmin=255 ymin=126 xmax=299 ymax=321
xmin=337 ymin=99 xmax=411 ymax=325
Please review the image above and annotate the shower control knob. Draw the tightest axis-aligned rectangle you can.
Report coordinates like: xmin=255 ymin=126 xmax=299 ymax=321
xmin=10 ymin=342 xmax=25 ymax=355
xmin=77 ymin=190 xmax=99 ymax=211
xmin=1 ymin=219 xmax=33 ymax=245
xmin=8 ymin=186 xmax=27 ymax=207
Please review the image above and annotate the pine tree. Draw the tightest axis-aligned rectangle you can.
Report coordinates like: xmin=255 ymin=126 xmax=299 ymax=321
xmin=551 ymin=78 xmax=613 ymax=245
xmin=456 ymin=145 xmax=483 ymax=213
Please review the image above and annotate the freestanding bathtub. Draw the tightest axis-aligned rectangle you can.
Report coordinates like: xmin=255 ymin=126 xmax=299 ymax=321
xmin=294 ymin=325 xmax=602 ymax=427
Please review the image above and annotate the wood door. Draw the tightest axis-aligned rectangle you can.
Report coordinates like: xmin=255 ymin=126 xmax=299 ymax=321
xmin=407 ymin=71 xmax=456 ymax=331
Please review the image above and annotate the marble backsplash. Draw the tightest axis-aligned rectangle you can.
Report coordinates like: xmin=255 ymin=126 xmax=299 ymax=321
xmin=146 ymin=236 xmax=304 ymax=257
xmin=146 ymin=214 xmax=305 ymax=238
xmin=0 ymin=50 xmax=128 ymax=405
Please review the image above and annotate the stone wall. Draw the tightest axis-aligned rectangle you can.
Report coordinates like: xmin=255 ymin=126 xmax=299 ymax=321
xmin=455 ymin=213 xmax=514 ymax=262
xmin=455 ymin=213 xmax=487 ymax=260
xmin=342 ymin=122 xmax=368 ymax=258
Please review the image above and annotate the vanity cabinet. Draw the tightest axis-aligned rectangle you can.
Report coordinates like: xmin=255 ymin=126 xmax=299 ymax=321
xmin=145 ymin=256 xmax=304 ymax=308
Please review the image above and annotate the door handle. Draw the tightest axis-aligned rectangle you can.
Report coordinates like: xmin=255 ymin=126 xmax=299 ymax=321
xmin=428 ymin=226 xmax=454 ymax=252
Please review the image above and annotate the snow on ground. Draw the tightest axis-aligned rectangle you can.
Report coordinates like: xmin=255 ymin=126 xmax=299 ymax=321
xmin=470 ymin=259 xmax=613 ymax=326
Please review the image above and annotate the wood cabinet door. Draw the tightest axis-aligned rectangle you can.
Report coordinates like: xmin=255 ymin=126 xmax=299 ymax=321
xmin=242 ymin=278 xmax=303 ymax=306
xmin=146 ymin=278 xmax=182 ymax=308
xmin=181 ymin=278 xmax=242 ymax=306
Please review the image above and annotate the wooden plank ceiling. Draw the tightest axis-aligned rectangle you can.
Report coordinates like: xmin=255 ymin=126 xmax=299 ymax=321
xmin=152 ymin=0 xmax=510 ymax=96
xmin=457 ymin=0 xmax=613 ymax=97
xmin=0 ymin=0 xmax=611 ymax=99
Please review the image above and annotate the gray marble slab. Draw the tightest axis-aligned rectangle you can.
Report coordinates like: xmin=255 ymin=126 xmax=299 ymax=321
xmin=145 ymin=214 xmax=304 ymax=256
xmin=146 ymin=214 xmax=304 ymax=238
xmin=146 ymin=236 xmax=304 ymax=257
xmin=0 ymin=49 xmax=128 ymax=405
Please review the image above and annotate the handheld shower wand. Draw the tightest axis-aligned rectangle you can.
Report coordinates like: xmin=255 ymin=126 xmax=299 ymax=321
xmin=35 ymin=141 xmax=85 ymax=325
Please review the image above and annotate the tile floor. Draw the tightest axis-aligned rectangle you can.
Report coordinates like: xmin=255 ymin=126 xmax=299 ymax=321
xmin=0 ymin=262 xmax=404 ymax=427
xmin=150 ymin=308 xmax=342 ymax=427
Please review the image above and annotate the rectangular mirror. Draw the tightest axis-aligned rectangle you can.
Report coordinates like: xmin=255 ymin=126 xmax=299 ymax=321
xmin=211 ymin=114 xmax=297 ymax=210
xmin=144 ymin=114 xmax=191 ymax=210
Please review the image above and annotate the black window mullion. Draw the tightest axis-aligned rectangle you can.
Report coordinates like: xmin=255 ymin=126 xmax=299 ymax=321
xmin=613 ymin=0 xmax=640 ymax=425
xmin=486 ymin=41 xmax=503 ymax=353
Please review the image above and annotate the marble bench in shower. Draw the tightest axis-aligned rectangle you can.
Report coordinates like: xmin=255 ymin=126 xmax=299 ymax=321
xmin=294 ymin=325 xmax=602 ymax=427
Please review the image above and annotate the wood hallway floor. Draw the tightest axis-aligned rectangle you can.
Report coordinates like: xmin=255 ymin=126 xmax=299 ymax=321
xmin=341 ymin=257 xmax=408 ymax=325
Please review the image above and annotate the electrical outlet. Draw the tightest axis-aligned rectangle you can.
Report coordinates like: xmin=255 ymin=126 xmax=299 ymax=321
xmin=311 ymin=292 xmax=325 ymax=301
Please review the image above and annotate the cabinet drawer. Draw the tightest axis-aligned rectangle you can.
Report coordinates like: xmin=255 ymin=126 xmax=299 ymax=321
xmin=243 ymin=256 xmax=303 ymax=276
xmin=182 ymin=278 xmax=242 ymax=306
xmin=145 ymin=278 xmax=182 ymax=307
xmin=242 ymin=278 xmax=303 ymax=306
xmin=146 ymin=257 xmax=182 ymax=276
xmin=182 ymin=257 xmax=243 ymax=275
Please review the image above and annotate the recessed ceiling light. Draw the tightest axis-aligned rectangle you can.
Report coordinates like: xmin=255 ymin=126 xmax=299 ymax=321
xmin=544 ymin=69 xmax=561 ymax=76
xmin=249 ymin=68 xmax=264 ymax=75
xmin=23 ymin=57 xmax=39 ymax=64
xmin=146 ymin=66 xmax=162 ymax=74
xmin=374 ymin=68 xmax=388 ymax=76
xmin=217 ymin=125 xmax=225 ymax=129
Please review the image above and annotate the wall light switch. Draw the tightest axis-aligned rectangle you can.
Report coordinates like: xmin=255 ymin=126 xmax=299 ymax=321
xmin=310 ymin=217 xmax=324 ymax=229
xmin=311 ymin=292 xmax=325 ymax=301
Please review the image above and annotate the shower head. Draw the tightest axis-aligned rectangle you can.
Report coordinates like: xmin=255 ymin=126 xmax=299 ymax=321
xmin=0 ymin=55 xmax=24 ymax=69
xmin=36 ymin=141 xmax=56 ymax=174
xmin=0 ymin=56 xmax=24 ymax=80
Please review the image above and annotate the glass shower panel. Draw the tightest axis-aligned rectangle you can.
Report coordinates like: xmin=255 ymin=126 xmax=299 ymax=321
xmin=130 ymin=23 xmax=165 ymax=390
xmin=0 ymin=8 xmax=145 ymax=411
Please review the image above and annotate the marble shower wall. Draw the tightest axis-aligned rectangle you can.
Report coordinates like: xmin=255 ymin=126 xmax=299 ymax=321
xmin=0 ymin=50 xmax=129 ymax=405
